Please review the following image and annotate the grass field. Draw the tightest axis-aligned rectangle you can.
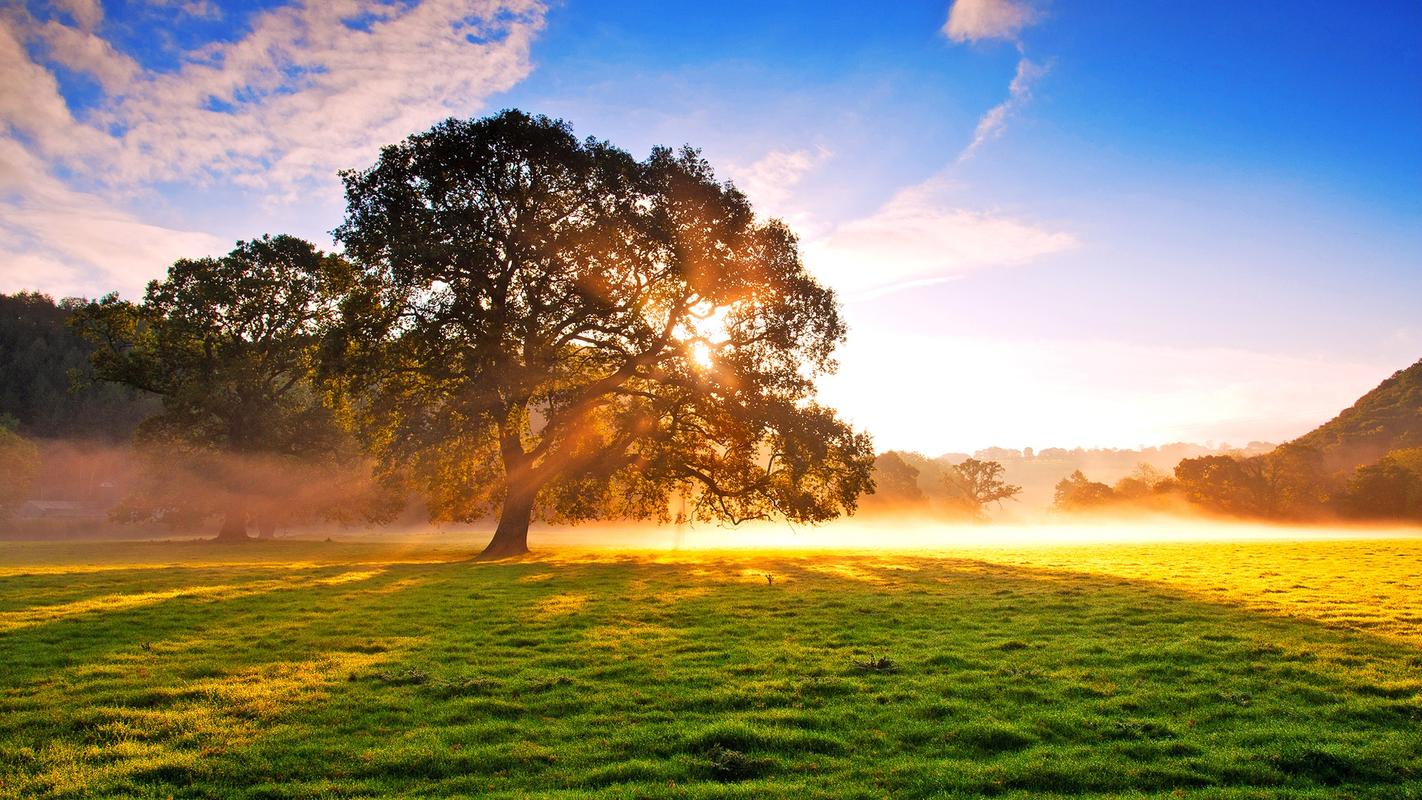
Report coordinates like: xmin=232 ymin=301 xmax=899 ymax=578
xmin=1 ymin=534 xmax=1420 ymax=798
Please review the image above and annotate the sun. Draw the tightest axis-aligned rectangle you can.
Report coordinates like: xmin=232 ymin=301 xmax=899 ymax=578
xmin=679 ymin=301 xmax=734 ymax=369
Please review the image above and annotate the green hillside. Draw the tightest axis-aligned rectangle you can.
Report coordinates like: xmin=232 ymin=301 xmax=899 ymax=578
xmin=1292 ymin=359 xmax=1422 ymax=471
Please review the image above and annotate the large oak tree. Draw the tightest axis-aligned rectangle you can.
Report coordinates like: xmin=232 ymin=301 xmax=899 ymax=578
xmin=329 ymin=110 xmax=874 ymax=559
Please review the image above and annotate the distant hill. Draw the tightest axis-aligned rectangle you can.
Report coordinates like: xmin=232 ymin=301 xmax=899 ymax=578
xmin=1291 ymin=358 xmax=1422 ymax=472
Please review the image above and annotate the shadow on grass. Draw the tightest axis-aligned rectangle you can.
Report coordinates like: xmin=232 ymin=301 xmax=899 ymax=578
xmin=1 ymin=548 xmax=1420 ymax=798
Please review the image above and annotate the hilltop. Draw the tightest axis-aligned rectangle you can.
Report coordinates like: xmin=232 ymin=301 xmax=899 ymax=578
xmin=1291 ymin=358 xmax=1422 ymax=471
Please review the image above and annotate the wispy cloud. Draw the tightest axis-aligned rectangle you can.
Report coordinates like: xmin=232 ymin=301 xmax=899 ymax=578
xmin=0 ymin=0 xmax=549 ymax=298
xmin=726 ymin=145 xmax=832 ymax=223
xmin=958 ymin=57 xmax=1047 ymax=163
xmin=0 ymin=139 xmax=226 ymax=299
xmin=941 ymin=0 xmax=1048 ymax=163
xmin=942 ymin=0 xmax=1037 ymax=44
xmin=804 ymin=177 xmax=1077 ymax=299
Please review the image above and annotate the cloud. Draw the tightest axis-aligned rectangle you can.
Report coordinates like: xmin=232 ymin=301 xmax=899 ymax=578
xmin=958 ymin=57 xmax=1046 ymax=162
xmin=0 ymin=0 xmax=549 ymax=298
xmin=0 ymin=139 xmax=226 ymax=299
xmin=804 ymin=177 xmax=1077 ymax=299
xmin=146 ymin=0 xmax=223 ymax=20
xmin=726 ymin=145 xmax=831 ymax=222
xmin=942 ymin=0 xmax=1037 ymax=44
xmin=51 ymin=0 xmax=103 ymax=32
xmin=33 ymin=20 xmax=140 ymax=92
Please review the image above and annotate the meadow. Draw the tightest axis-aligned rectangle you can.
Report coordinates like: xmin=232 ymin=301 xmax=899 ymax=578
xmin=1 ymin=534 xmax=1420 ymax=799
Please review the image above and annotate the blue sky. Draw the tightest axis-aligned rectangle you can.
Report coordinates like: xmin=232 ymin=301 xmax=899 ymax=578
xmin=2 ymin=0 xmax=1419 ymax=452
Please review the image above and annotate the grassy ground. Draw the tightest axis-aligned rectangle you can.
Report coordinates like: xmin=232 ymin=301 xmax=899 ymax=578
xmin=1 ymin=535 xmax=1420 ymax=798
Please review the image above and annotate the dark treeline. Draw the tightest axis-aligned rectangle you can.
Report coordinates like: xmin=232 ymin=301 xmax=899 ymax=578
xmin=0 ymin=292 xmax=156 ymax=439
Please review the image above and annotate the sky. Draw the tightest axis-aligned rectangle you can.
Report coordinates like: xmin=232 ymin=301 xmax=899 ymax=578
xmin=2 ymin=0 xmax=1420 ymax=454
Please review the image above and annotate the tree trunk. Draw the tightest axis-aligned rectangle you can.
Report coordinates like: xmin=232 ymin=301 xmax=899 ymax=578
xmin=214 ymin=505 xmax=250 ymax=542
xmin=477 ymin=490 xmax=533 ymax=560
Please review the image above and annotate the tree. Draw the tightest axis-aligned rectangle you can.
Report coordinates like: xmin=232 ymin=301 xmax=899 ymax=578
xmin=866 ymin=451 xmax=924 ymax=507
xmin=942 ymin=458 xmax=1020 ymax=519
xmin=1339 ymin=449 xmax=1422 ymax=521
xmin=0 ymin=419 xmax=38 ymax=518
xmin=72 ymin=235 xmax=392 ymax=540
xmin=1112 ymin=463 xmax=1167 ymax=500
xmin=0 ymin=292 xmax=156 ymax=439
xmin=1173 ymin=455 xmax=1270 ymax=517
xmin=327 ymin=110 xmax=874 ymax=559
xmin=1053 ymin=470 xmax=1116 ymax=512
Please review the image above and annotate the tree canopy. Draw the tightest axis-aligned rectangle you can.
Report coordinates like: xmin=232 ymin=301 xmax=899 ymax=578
xmin=327 ymin=110 xmax=873 ymax=558
xmin=72 ymin=235 xmax=394 ymax=539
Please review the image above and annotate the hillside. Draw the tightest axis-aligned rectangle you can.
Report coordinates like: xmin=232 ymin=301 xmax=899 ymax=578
xmin=1292 ymin=358 xmax=1422 ymax=471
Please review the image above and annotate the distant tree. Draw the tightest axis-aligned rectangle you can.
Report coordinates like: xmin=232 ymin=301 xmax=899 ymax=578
xmin=1255 ymin=443 xmax=1331 ymax=519
xmin=867 ymin=451 xmax=924 ymax=506
xmin=0 ymin=292 xmax=156 ymax=439
xmin=72 ymin=235 xmax=396 ymax=540
xmin=1339 ymin=449 xmax=1422 ymax=521
xmin=327 ymin=110 xmax=873 ymax=559
xmin=1053 ymin=470 xmax=1116 ymax=512
xmin=1172 ymin=455 xmax=1268 ymax=517
xmin=1112 ymin=463 xmax=1168 ymax=500
xmin=942 ymin=458 xmax=1020 ymax=519
xmin=0 ymin=419 xmax=38 ymax=518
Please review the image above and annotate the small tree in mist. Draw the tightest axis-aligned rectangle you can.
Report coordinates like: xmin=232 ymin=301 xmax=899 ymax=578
xmin=73 ymin=236 xmax=398 ymax=540
xmin=866 ymin=451 xmax=925 ymax=507
xmin=326 ymin=110 xmax=874 ymax=559
xmin=941 ymin=458 xmax=1020 ymax=519
xmin=1052 ymin=470 xmax=1116 ymax=512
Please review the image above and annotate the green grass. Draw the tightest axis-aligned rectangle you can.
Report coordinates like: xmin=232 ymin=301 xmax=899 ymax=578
xmin=1 ymin=537 xmax=1420 ymax=798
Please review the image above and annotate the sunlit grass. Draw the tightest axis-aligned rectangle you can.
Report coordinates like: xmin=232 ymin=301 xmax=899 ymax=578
xmin=1 ymin=535 xmax=1420 ymax=798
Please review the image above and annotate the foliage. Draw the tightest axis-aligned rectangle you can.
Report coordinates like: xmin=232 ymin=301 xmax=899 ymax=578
xmin=327 ymin=110 xmax=873 ymax=556
xmin=1 ymin=539 xmax=1420 ymax=797
xmin=0 ymin=292 xmax=156 ymax=439
xmin=1292 ymin=358 xmax=1422 ymax=471
xmin=71 ymin=235 xmax=396 ymax=538
xmin=0 ymin=420 xmax=38 ymax=517
xmin=865 ymin=451 xmax=923 ymax=506
xmin=1112 ymin=463 xmax=1169 ymax=500
xmin=1052 ymin=469 xmax=1116 ymax=511
xmin=1338 ymin=448 xmax=1422 ymax=520
xmin=940 ymin=457 xmax=1020 ymax=518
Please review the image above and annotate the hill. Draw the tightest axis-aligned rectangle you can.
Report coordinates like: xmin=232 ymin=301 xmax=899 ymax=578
xmin=1291 ymin=358 xmax=1422 ymax=471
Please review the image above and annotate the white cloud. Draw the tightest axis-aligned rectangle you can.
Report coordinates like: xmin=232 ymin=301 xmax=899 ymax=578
xmin=942 ymin=0 xmax=1037 ymax=44
xmin=147 ymin=0 xmax=223 ymax=20
xmin=34 ymin=20 xmax=140 ymax=92
xmin=75 ymin=0 xmax=547 ymax=194
xmin=804 ymin=177 xmax=1076 ymax=298
xmin=0 ymin=0 xmax=549 ymax=298
xmin=726 ymin=145 xmax=831 ymax=223
xmin=0 ymin=139 xmax=226 ymax=299
xmin=958 ymin=57 xmax=1046 ymax=162
xmin=51 ymin=0 xmax=103 ymax=33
